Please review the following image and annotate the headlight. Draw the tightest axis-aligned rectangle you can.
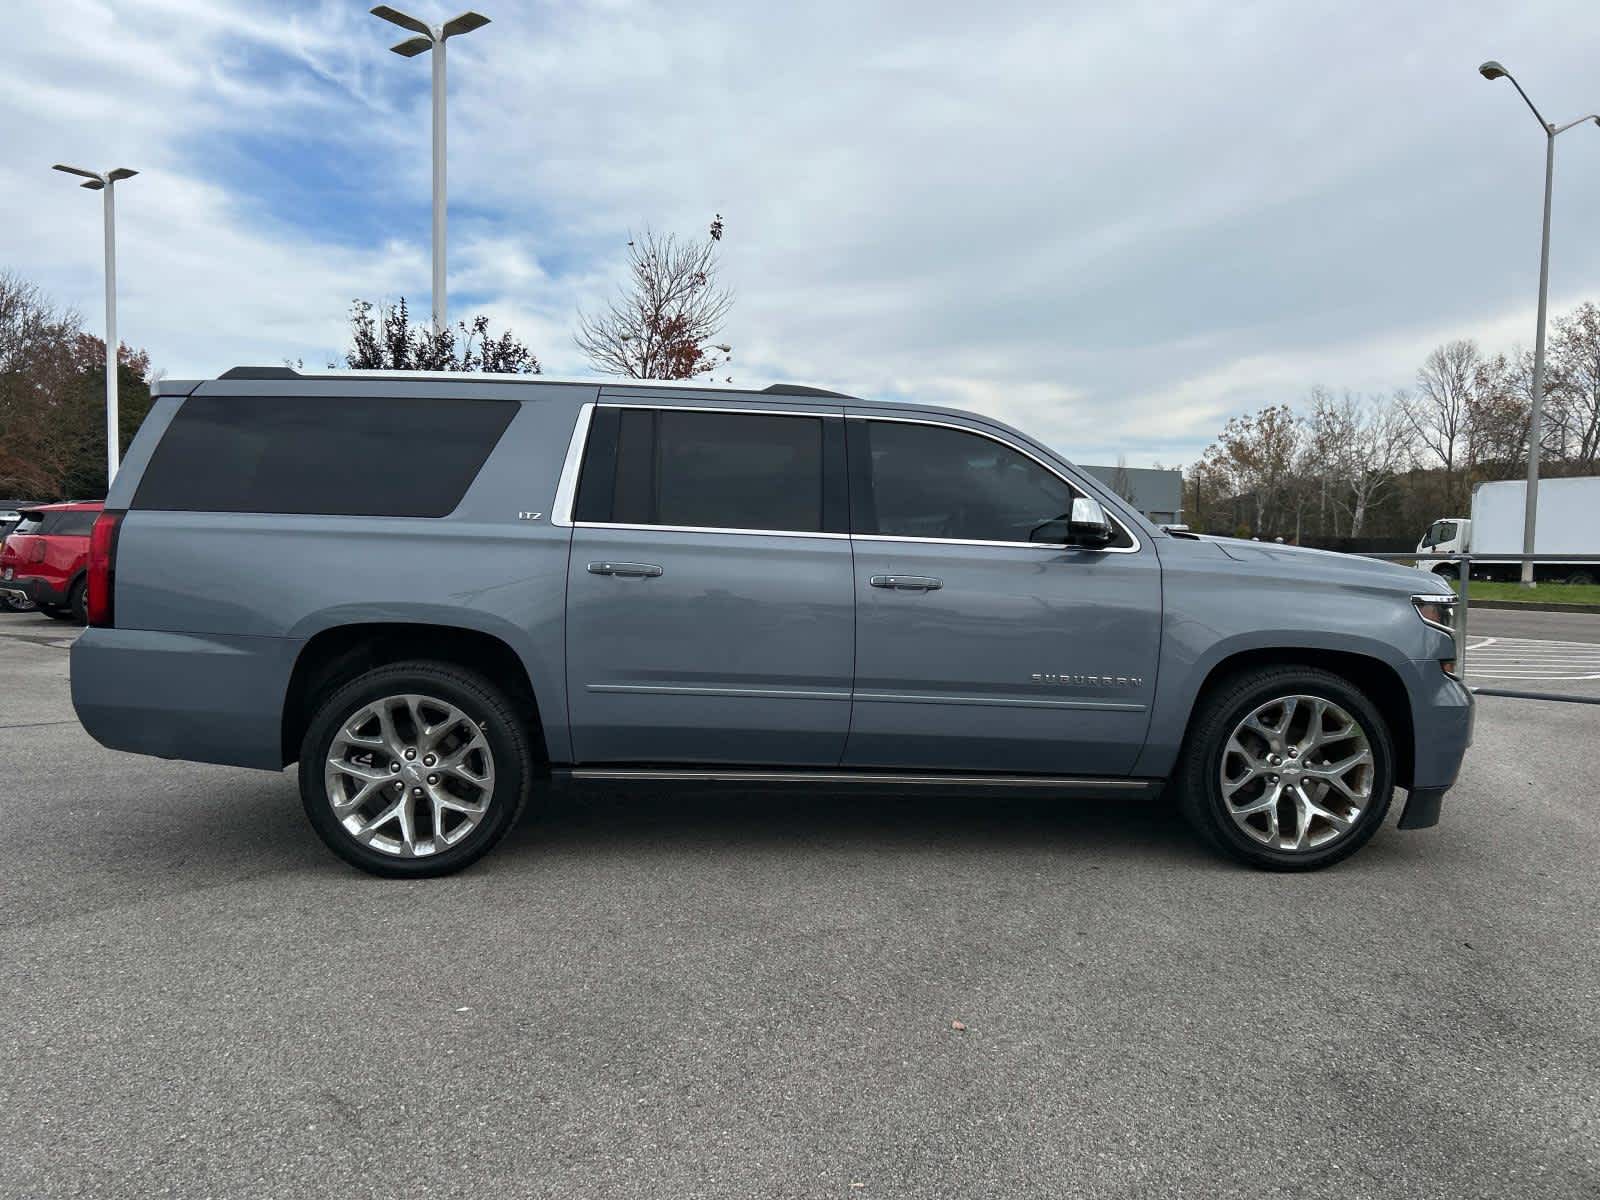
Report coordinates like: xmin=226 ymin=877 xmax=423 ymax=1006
xmin=1412 ymin=594 xmax=1457 ymax=635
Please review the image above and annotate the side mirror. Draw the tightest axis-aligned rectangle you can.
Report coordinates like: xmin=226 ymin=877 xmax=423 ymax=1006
xmin=1067 ymin=496 xmax=1114 ymax=546
xmin=1031 ymin=497 xmax=1115 ymax=547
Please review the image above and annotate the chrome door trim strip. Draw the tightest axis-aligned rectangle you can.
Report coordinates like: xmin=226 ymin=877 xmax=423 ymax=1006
xmin=583 ymin=683 xmax=1142 ymax=710
xmin=852 ymin=691 xmax=1145 ymax=712
xmin=549 ymin=402 xmax=594 ymax=528
xmin=853 ymin=534 xmax=1103 ymax=552
xmin=567 ymin=767 xmax=1154 ymax=789
xmin=586 ymin=683 xmax=852 ymax=701
xmin=845 ymin=412 xmax=1143 ymax=554
xmin=574 ymin=521 xmax=851 ymax=541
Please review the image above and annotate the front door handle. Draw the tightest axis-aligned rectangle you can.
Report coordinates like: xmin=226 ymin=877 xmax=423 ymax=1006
xmin=587 ymin=561 xmax=664 ymax=578
xmin=869 ymin=574 xmax=943 ymax=591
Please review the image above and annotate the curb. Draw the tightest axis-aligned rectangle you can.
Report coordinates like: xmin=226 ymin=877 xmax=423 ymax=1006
xmin=1469 ymin=599 xmax=1600 ymax=614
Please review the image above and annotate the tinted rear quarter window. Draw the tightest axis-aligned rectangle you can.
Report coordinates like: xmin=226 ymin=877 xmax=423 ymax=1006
xmin=133 ymin=395 xmax=517 ymax=517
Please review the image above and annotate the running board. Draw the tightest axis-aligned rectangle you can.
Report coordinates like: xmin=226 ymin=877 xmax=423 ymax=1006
xmin=556 ymin=767 xmax=1161 ymax=799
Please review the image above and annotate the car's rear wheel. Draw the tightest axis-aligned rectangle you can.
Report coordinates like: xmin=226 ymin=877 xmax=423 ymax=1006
xmin=298 ymin=661 xmax=535 ymax=877
xmin=67 ymin=577 xmax=88 ymax=625
xmin=1177 ymin=666 xmax=1395 ymax=870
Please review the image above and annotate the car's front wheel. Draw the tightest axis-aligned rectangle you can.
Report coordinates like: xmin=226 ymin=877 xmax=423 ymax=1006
xmin=1177 ymin=666 xmax=1395 ymax=870
xmin=298 ymin=661 xmax=535 ymax=877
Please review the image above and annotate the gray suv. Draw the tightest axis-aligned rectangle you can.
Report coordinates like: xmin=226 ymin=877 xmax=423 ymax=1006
xmin=70 ymin=367 xmax=1472 ymax=876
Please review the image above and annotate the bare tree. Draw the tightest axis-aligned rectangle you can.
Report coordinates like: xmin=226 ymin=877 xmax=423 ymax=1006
xmin=1109 ymin=454 xmax=1136 ymax=505
xmin=1548 ymin=302 xmax=1600 ymax=470
xmin=1340 ymin=391 xmax=1414 ymax=537
xmin=1468 ymin=349 xmax=1533 ymax=474
xmin=575 ymin=215 xmax=732 ymax=380
xmin=1406 ymin=339 xmax=1478 ymax=510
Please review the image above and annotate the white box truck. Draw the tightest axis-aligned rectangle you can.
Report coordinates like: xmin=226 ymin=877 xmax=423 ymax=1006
xmin=1416 ymin=475 xmax=1600 ymax=583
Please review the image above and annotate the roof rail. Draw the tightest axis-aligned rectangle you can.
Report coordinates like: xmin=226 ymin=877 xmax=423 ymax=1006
xmin=219 ymin=366 xmax=300 ymax=380
xmin=760 ymin=383 xmax=854 ymax=399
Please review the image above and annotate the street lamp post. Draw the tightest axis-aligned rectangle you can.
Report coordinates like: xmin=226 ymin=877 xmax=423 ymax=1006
xmin=52 ymin=163 xmax=138 ymax=486
xmin=371 ymin=5 xmax=491 ymax=335
xmin=1478 ymin=61 xmax=1599 ymax=587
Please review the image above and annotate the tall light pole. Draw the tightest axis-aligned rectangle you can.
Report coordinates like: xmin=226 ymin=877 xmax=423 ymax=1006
xmin=371 ymin=6 xmax=491 ymax=334
xmin=1478 ymin=61 xmax=1599 ymax=586
xmin=52 ymin=163 xmax=138 ymax=486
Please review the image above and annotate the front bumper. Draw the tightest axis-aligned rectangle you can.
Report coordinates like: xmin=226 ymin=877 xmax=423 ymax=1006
xmin=1398 ymin=663 xmax=1474 ymax=829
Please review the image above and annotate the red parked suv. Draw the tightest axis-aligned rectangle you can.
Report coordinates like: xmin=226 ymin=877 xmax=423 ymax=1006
xmin=0 ymin=501 xmax=103 ymax=624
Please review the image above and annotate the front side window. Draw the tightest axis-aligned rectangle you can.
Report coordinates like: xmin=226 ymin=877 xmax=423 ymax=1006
xmin=860 ymin=420 xmax=1101 ymax=545
xmin=577 ymin=408 xmax=828 ymax=533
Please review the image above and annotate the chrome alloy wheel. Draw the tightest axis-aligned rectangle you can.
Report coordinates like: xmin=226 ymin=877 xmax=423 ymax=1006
xmin=1219 ymin=694 xmax=1374 ymax=853
xmin=324 ymin=693 xmax=496 ymax=858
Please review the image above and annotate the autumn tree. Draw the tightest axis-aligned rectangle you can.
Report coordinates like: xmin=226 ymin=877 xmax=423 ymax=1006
xmin=343 ymin=297 xmax=540 ymax=374
xmin=575 ymin=215 xmax=732 ymax=380
xmin=0 ymin=271 xmax=153 ymax=500
xmin=1203 ymin=403 xmax=1301 ymax=537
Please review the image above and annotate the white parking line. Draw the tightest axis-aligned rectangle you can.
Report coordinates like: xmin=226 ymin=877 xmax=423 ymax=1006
xmin=1464 ymin=636 xmax=1600 ymax=681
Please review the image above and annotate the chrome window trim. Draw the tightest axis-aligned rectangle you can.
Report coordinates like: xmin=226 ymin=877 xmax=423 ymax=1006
xmin=848 ymin=412 xmax=1143 ymax=554
xmin=552 ymin=398 xmax=1142 ymax=551
xmin=549 ymin=402 xmax=594 ymax=527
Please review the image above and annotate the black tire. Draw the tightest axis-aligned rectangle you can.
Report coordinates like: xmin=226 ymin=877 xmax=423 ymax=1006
xmin=298 ymin=661 xmax=536 ymax=878
xmin=39 ymin=603 xmax=75 ymax=622
xmin=1176 ymin=665 xmax=1395 ymax=871
xmin=67 ymin=577 xmax=88 ymax=625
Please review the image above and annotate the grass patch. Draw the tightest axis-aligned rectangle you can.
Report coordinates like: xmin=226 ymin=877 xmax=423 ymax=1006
xmin=1449 ymin=579 xmax=1600 ymax=606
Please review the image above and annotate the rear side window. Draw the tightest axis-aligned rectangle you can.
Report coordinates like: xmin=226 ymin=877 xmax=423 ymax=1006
xmin=576 ymin=407 xmax=842 ymax=534
xmin=133 ymin=395 xmax=517 ymax=517
xmin=50 ymin=511 xmax=97 ymax=536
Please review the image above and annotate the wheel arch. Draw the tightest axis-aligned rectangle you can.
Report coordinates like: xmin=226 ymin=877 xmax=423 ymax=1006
xmin=281 ymin=622 xmax=550 ymax=768
xmin=1185 ymin=647 xmax=1415 ymax=790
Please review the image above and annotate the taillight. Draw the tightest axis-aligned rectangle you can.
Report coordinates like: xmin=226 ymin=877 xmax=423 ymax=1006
xmin=87 ymin=511 xmax=122 ymax=628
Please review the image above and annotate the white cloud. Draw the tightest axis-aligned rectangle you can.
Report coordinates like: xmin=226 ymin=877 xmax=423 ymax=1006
xmin=5 ymin=0 xmax=1600 ymax=469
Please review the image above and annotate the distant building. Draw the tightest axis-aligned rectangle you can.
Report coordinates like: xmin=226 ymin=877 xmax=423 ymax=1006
xmin=1079 ymin=465 xmax=1184 ymax=527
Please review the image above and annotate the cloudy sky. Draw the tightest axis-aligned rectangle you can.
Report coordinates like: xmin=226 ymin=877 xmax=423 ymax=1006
xmin=5 ymin=0 xmax=1600 ymax=467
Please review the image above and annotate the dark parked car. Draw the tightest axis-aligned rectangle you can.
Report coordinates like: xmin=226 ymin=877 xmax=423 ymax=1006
xmin=0 ymin=501 xmax=103 ymax=623
xmin=70 ymin=367 xmax=1472 ymax=876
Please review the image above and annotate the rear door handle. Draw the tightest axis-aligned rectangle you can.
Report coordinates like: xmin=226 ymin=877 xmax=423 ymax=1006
xmin=869 ymin=574 xmax=943 ymax=591
xmin=587 ymin=561 xmax=663 ymax=578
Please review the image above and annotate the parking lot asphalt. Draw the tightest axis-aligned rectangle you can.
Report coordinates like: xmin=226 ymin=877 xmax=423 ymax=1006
xmin=2 ymin=610 xmax=1598 ymax=1199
